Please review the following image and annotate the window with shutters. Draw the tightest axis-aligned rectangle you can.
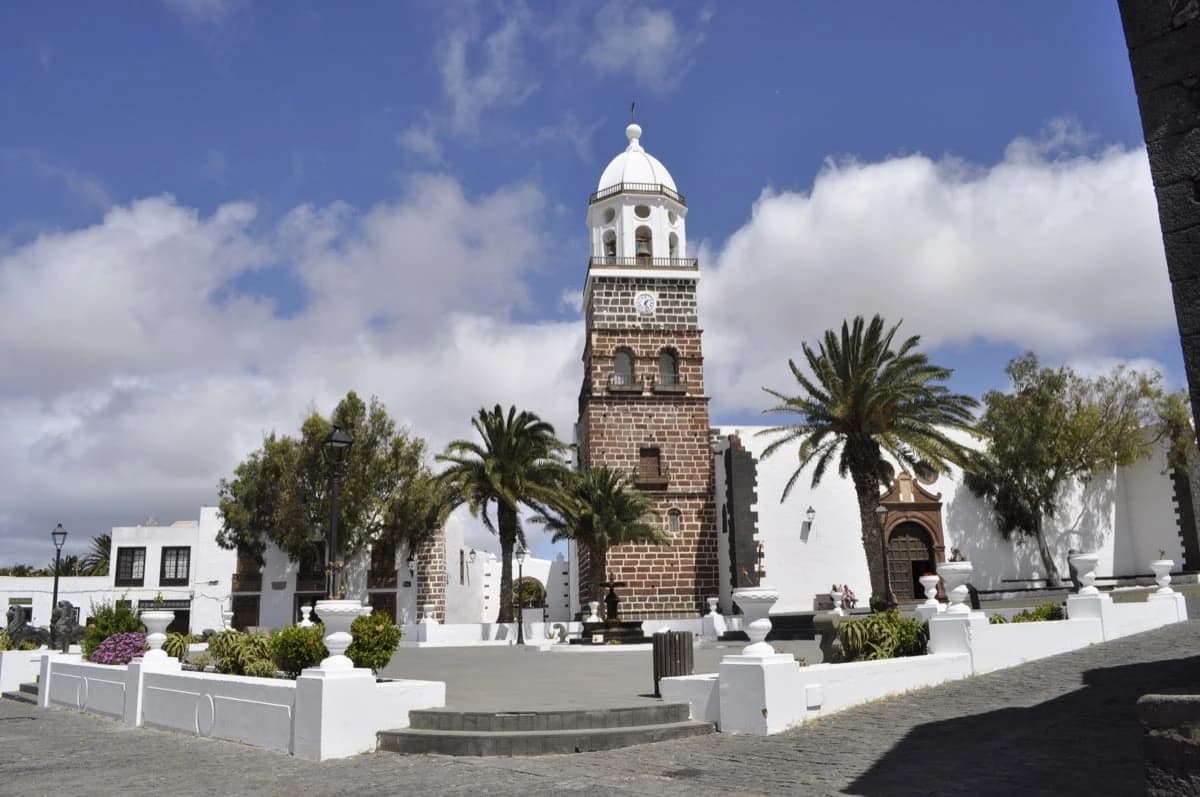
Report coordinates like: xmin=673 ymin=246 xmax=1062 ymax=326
xmin=159 ymin=546 xmax=190 ymax=586
xmin=636 ymin=447 xmax=668 ymax=489
xmin=115 ymin=547 xmax=146 ymax=587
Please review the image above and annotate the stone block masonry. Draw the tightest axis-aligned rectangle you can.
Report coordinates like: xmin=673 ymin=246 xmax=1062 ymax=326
xmin=1119 ymin=1 xmax=1200 ymax=448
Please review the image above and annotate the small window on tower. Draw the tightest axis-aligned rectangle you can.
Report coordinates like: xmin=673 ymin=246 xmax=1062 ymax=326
xmin=637 ymin=447 xmax=666 ymax=488
xmin=613 ymin=349 xmax=634 ymax=386
xmin=667 ymin=509 xmax=682 ymax=534
xmin=603 ymin=229 xmax=617 ymax=258
xmin=669 ymin=232 xmax=679 ymax=258
xmin=658 ymin=349 xmax=679 ymax=387
xmin=603 ymin=207 xmax=616 ymax=224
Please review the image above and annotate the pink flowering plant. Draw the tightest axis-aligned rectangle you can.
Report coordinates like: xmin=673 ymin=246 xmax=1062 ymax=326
xmin=88 ymin=631 xmax=147 ymax=665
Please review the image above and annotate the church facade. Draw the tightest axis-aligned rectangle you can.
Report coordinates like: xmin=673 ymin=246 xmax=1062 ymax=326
xmin=567 ymin=123 xmax=1199 ymax=620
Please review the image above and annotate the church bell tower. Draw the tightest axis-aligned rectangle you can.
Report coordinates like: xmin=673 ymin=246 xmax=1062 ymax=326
xmin=574 ymin=122 xmax=718 ymax=619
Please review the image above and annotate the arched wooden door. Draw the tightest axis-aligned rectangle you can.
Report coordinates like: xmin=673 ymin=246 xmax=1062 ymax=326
xmin=887 ymin=522 xmax=935 ymax=602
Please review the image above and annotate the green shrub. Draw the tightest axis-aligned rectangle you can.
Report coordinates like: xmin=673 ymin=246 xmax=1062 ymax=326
xmin=836 ymin=611 xmax=928 ymax=662
xmin=272 ymin=624 xmax=327 ymax=677
xmin=188 ymin=651 xmax=213 ymax=670
xmin=209 ymin=630 xmax=274 ymax=676
xmin=82 ymin=600 xmax=144 ymax=658
xmin=988 ymin=613 xmax=1009 ymax=624
xmin=0 ymin=631 xmax=11 ymax=651
xmin=347 ymin=612 xmax=402 ymax=672
xmin=242 ymin=659 xmax=278 ymax=679
xmin=162 ymin=632 xmax=199 ymax=660
xmin=1011 ymin=601 xmax=1065 ymax=623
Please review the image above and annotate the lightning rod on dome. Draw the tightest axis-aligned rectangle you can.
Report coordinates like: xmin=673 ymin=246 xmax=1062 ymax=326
xmin=630 ymin=101 xmax=635 ymax=123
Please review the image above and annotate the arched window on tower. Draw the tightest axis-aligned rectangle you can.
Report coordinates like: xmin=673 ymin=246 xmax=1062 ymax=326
xmin=602 ymin=229 xmax=616 ymax=258
xmin=613 ymin=348 xmax=634 ymax=387
xmin=668 ymin=232 xmax=679 ymax=259
xmin=635 ymin=226 xmax=653 ymax=261
xmin=658 ymin=349 xmax=679 ymax=387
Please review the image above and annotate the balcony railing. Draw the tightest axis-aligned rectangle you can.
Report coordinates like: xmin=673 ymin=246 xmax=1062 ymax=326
xmin=634 ymin=465 xmax=670 ymax=490
xmin=589 ymin=181 xmax=686 ymax=206
xmin=231 ymin=573 xmax=262 ymax=592
xmin=608 ymin=374 xmax=644 ymax=393
xmin=588 ymin=256 xmax=698 ymax=269
xmin=651 ymin=375 xmax=688 ymax=394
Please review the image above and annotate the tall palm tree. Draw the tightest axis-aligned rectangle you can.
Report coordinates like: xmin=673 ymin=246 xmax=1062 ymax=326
xmin=80 ymin=534 xmax=111 ymax=576
xmin=437 ymin=405 xmax=570 ymax=623
xmin=534 ymin=466 xmax=667 ymax=603
xmin=760 ymin=315 xmax=978 ymax=609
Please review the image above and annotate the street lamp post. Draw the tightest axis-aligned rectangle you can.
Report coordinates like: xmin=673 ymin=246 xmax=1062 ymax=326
xmin=515 ymin=544 xmax=527 ymax=646
xmin=50 ymin=524 xmax=67 ymax=648
xmin=323 ymin=425 xmax=353 ymax=600
xmin=875 ymin=504 xmax=896 ymax=610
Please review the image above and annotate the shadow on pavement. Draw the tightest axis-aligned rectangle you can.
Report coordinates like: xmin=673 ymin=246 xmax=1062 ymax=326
xmin=846 ymin=652 xmax=1200 ymax=797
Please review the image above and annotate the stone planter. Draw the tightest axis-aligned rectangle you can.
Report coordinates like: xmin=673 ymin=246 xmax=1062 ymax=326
xmin=586 ymin=601 xmax=601 ymax=622
xmin=221 ymin=608 xmax=233 ymax=631
xmin=732 ymin=587 xmax=779 ymax=656
xmin=919 ymin=574 xmax=940 ymax=606
xmin=1069 ymin=552 xmax=1100 ymax=596
xmin=314 ymin=599 xmax=366 ymax=670
xmin=706 ymin=597 xmax=719 ymax=616
xmin=298 ymin=605 xmax=314 ymax=628
xmin=140 ymin=610 xmax=176 ymax=660
xmin=937 ymin=561 xmax=974 ymax=614
xmin=1150 ymin=559 xmax=1175 ymax=594
xmin=419 ymin=603 xmax=438 ymax=625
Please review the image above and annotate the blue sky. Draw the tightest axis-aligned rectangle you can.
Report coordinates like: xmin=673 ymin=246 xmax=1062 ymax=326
xmin=0 ymin=2 xmax=1181 ymax=564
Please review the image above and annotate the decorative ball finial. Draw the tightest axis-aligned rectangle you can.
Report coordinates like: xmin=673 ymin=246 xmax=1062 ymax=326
xmin=625 ymin=122 xmax=643 ymax=150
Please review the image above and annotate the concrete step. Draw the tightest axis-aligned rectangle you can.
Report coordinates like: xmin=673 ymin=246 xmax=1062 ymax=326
xmin=408 ymin=703 xmax=689 ymax=732
xmin=19 ymin=682 xmax=39 ymax=696
xmin=378 ymin=719 xmax=714 ymax=756
xmin=2 ymin=690 xmax=37 ymax=705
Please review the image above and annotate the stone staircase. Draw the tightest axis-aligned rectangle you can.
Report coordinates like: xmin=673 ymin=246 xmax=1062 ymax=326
xmin=378 ymin=703 xmax=712 ymax=756
xmin=2 ymin=682 xmax=39 ymax=705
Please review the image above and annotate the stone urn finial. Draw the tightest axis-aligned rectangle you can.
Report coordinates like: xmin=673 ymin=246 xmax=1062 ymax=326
xmin=314 ymin=599 xmax=366 ymax=670
xmin=1068 ymin=552 xmax=1100 ymax=596
xmin=937 ymin=561 xmax=974 ymax=614
xmin=732 ymin=587 xmax=779 ymax=656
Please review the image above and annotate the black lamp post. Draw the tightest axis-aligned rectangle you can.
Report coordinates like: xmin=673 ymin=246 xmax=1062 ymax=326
xmin=515 ymin=544 xmax=527 ymax=646
xmin=323 ymin=425 xmax=353 ymax=599
xmin=50 ymin=524 xmax=67 ymax=647
xmin=875 ymin=504 xmax=896 ymax=610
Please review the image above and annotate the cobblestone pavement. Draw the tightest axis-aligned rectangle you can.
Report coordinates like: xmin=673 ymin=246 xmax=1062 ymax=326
xmin=3 ymin=622 xmax=1198 ymax=797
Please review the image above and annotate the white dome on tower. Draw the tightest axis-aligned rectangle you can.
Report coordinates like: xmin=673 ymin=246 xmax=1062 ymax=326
xmin=597 ymin=123 xmax=677 ymax=192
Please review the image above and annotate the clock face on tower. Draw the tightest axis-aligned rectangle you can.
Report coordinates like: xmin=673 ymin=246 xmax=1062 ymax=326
xmin=633 ymin=291 xmax=657 ymax=315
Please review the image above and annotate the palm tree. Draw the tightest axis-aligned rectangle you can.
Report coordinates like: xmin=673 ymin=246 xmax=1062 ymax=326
xmin=81 ymin=534 xmax=110 ymax=576
xmin=437 ymin=405 xmax=570 ymax=623
xmin=760 ymin=315 xmax=978 ymax=610
xmin=48 ymin=555 xmax=82 ymax=576
xmin=535 ymin=466 xmax=667 ymax=602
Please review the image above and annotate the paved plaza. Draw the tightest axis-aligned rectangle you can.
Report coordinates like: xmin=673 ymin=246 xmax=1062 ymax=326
xmin=2 ymin=623 xmax=1198 ymax=795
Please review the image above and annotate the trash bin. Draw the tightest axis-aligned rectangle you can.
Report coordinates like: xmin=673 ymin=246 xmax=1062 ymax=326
xmin=652 ymin=630 xmax=694 ymax=697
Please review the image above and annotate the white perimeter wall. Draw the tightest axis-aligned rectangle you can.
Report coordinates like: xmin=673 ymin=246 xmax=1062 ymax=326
xmin=716 ymin=426 xmax=1184 ymax=614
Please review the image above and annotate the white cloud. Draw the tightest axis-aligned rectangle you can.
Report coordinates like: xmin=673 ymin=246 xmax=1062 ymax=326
xmin=700 ymin=127 xmax=1172 ymax=415
xmin=398 ymin=124 xmax=444 ymax=164
xmin=583 ymin=1 xmax=710 ymax=91
xmin=439 ymin=10 xmax=538 ymax=134
xmin=0 ymin=177 xmax=578 ymax=566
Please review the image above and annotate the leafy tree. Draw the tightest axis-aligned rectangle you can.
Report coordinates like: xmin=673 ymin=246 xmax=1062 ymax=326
xmin=81 ymin=534 xmax=111 ymax=576
xmin=760 ymin=315 xmax=978 ymax=610
xmin=47 ymin=555 xmax=82 ymax=576
xmin=514 ymin=577 xmax=545 ymax=608
xmin=966 ymin=353 xmax=1169 ymax=586
xmin=534 ymin=466 xmax=666 ymax=601
xmin=1157 ymin=390 xmax=1199 ymax=472
xmin=217 ymin=392 xmax=446 ymax=577
xmin=438 ymin=405 xmax=570 ymax=623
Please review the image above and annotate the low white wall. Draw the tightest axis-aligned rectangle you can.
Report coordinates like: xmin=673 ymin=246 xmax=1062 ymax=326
xmin=41 ymin=656 xmax=129 ymax=719
xmin=798 ymin=653 xmax=973 ymax=721
xmin=0 ymin=648 xmax=45 ymax=694
xmin=142 ymin=670 xmax=297 ymax=753
xmin=660 ymin=673 xmax=719 ymax=723
xmin=967 ymin=618 xmax=1102 ymax=674
xmin=37 ymin=652 xmax=447 ymax=760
